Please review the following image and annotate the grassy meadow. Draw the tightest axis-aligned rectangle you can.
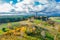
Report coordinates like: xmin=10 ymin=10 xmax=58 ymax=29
xmin=0 ymin=16 xmax=60 ymax=40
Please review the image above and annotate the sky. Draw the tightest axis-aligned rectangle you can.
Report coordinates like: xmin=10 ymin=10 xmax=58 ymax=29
xmin=55 ymin=0 xmax=60 ymax=2
xmin=0 ymin=0 xmax=60 ymax=14
xmin=2 ymin=0 xmax=60 ymax=4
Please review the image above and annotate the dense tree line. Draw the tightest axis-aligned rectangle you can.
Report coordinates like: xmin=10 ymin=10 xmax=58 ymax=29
xmin=0 ymin=16 xmax=49 ymax=23
xmin=0 ymin=16 xmax=29 ymax=23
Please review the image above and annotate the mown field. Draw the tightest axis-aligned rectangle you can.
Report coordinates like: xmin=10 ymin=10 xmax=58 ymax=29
xmin=50 ymin=17 xmax=60 ymax=22
xmin=0 ymin=17 xmax=60 ymax=40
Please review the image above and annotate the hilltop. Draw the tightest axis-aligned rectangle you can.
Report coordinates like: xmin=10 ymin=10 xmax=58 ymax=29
xmin=0 ymin=17 xmax=60 ymax=40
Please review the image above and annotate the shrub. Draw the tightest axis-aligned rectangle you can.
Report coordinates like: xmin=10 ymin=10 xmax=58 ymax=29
xmin=2 ymin=28 xmax=9 ymax=32
xmin=45 ymin=32 xmax=54 ymax=40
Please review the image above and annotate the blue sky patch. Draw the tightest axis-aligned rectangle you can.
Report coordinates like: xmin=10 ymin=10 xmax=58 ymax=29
xmin=2 ymin=0 xmax=17 ymax=4
xmin=34 ymin=1 xmax=40 ymax=6
xmin=55 ymin=0 xmax=60 ymax=2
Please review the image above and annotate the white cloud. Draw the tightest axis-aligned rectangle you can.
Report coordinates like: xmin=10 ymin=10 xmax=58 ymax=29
xmin=15 ymin=2 xmax=26 ymax=12
xmin=37 ymin=0 xmax=49 ymax=4
xmin=20 ymin=0 xmax=33 ymax=4
xmin=15 ymin=0 xmax=33 ymax=13
xmin=14 ymin=0 xmax=48 ymax=12
xmin=17 ymin=0 xmax=20 ymax=2
xmin=10 ymin=1 xmax=13 ymax=4
xmin=0 ymin=0 xmax=14 ymax=12
xmin=15 ymin=0 xmax=57 ymax=12
xmin=55 ymin=4 xmax=60 ymax=10
xmin=0 ymin=0 xmax=60 ymax=14
xmin=0 ymin=3 xmax=13 ymax=12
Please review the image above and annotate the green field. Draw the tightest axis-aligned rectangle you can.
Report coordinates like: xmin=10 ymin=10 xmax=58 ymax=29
xmin=54 ymin=20 xmax=60 ymax=22
xmin=0 ymin=17 xmax=60 ymax=40
xmin=50 ymin=17 xmax=60 ymax=22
